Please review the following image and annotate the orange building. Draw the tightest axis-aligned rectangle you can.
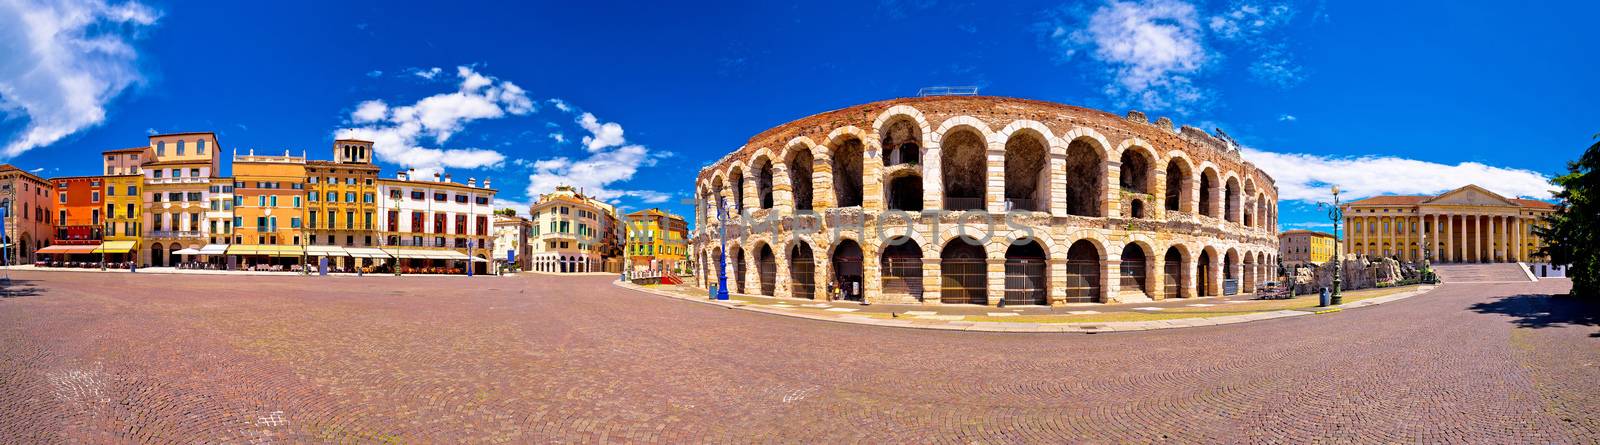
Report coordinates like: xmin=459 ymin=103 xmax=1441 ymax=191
xmin=34 ymin=176 xmax=106 ymax=262
xmin=230 ymin=150 xmax=307 ymax=267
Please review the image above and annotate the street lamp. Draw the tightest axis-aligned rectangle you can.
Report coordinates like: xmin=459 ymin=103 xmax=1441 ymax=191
xmin=713 ymin=196 xmax=730 ymax=301
xmin=1317 ymin=185 xmax=1344 ymax=306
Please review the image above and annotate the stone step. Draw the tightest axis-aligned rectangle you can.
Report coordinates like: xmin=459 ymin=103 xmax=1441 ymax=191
xmin=1433 ymin=263 xmax=1531 ymax=282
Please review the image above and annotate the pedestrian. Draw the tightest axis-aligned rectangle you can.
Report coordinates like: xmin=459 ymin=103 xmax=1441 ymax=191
xmin=826 ymin=276 xmax=839 ymax=302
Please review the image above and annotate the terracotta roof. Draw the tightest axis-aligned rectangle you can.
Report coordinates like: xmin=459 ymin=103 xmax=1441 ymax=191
xmin=103 ymin=146 xmax=147 ymax=154
xmin=1511 ymin=199 xmax=1556 ymax=209
xmin=1345 ymin=195 xmax=1429 ymax=206
xmin=1279 ymin=229 xmax=1335 ymax=238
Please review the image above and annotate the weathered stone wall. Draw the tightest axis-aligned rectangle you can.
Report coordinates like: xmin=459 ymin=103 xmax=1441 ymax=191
xmin=691 ymin=96 xmax=1280 ymax=306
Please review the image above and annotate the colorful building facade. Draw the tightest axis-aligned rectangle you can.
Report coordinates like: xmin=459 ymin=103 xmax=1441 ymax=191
xmin=528 ymin=186 xmax=623 ymax=273
xmin=142 ymin=132 xmax=221 ymax=267
xmin=0 ymin=164 xmax=55 ymax=263
xmin=375 ymin=170 xmax=497 ymax=274
xmin=625 ymin=208 xmax=688 ymax=273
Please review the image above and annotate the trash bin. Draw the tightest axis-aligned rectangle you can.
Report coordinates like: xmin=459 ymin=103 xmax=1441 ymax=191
xmin=1319 ymin=287 xmax=1330 ymax=307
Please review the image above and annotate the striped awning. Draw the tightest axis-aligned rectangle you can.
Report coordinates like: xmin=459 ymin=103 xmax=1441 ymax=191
xmin=344 ymin=247 xmax=392 ymax=259
xmin=228 ymin=245 xmax=304 ymax=257
xmin=383 ymin=248 xmax=472 ymax=260
xmin=37 ymin=245 xmax=97 ymax=254
xmin=91 ymin=240 xmax=137 ymax=254
xmin=199 ymin=244 xmax=229 ymax=255
xmin=305 ymin=245 xmax=349 ymax=257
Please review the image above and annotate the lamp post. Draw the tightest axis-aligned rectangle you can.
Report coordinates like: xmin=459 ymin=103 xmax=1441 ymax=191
xmin=1318 ymin=185 xmax=1344 ymax=306
xmin=713 ymin=196 xmax=730 ymax=301
xmin=100 ymin=219 xmax=109 ymax=271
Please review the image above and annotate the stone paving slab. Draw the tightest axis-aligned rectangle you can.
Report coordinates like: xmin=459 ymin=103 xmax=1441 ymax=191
xmin=616 ymin=281 xmax=1438 ymax=333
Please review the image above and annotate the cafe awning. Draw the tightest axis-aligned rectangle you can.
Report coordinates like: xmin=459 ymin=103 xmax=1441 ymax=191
xmin=199 ymin=244 xmax=229 ymax=255
xmin=228 ymin=245 xmax=305 ymax=257
xmin=344 ymin=247 xmax=392 ymax=259
xmin=305 ymin=245 xmax=349 ymax=257
xmin=382 ymin=248 xmax=474 ymax=260
xmin=38 ymin=245 xmax=97 ymax=254
xmin=172 ymin=248 xmax=202 ymax=255
xmin=91 ymin=240 xmax=137 ymax=254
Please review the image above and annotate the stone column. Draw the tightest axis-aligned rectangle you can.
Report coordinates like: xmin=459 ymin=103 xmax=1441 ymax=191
xmin=1047 ymin=257 xmax=1067 ymax=305
xmin=1446 ymin=213 xmax=1455 ymax=263
xmin=1150 ymin=252 xmax=1166 ymax=299
xmin=1183 ymin=252 xmax=1198 ymax=299
xmin=986 ymin=141 xmax=1006 ymax=214
xmin=1047 ymin=150 xmax=1067 ymax=217
xmin=1472 ymin=214 xmax=1482 ymax=263
xmin=1359 ymin=216 xmax=1368 ymax=257
xmin=1105 ymin=160 xmax=1123 ymax=218
xmin=772 ymin=163 xmax=794 ymax=217
xmin=812 ymin=153 xmax=835 ymax=211
xmin=862 ymin=142 xmax=885 ymax=213
xmin=985 ymin=257 xmax=1006 ymax=306
xmin=1513 ymin=216 xmax=1523 ymax=262
xmin=863 ymin=241 xmax=883 ymax=304
xmin=922 ymin=144 xmax=943 ymax=212
xmin=1104 ymin=257 xmax=1122 ymax=303
xmin=775 ymin=245 xmax=791 ymax=298
xmin=742 ymin=174 xmax=758 ymax=216
xmin=922 ymin=257 xmax=942 ymax=304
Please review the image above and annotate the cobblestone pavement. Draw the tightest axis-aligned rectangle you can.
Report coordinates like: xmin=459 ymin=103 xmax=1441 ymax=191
xmin=0 ymin=271 xmax=1594 ymax=443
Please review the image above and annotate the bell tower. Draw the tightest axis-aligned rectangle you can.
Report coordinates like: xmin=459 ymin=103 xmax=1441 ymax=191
xmin=333 ymin=139 xmax=374 ymax=164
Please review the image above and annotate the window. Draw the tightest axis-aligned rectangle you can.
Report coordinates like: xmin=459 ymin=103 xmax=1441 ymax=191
xmin=327 ymin=191 xmax=336 ymax=202
xmin=434 ymin=213 xmax=446 ymax=233
xmin=187 ymin=192 xmax=201 ymax=201
xmin=346 ymin=211 xmax=354 ymax=229
xmin=173 ymin=169 xmax=182 ymax=178
xmin=92 ymin=191 xmax=100 ymax=202
xmin=455 ymin=215 xmax=467 ymax=234
xmin=270 ymin=196 xmax=278 ymax=207
xmin=156 ymin=141 xmax=165 ymax=155
xmin=169 ymin=192 xmax=182 ymax=202
xmin=258 ymin=196 xmax=266 ymax=206
xmin=293 ymin=196 xmax=301 ymax=208
xmin=152 ymin=193 xmax=162 ymax=203
xmin=190 ymin=168 xmax=200 ymax=177
xmin=59 ymin=210 xmax=66 ymax=223
xmin=390 ymin=190 xmax=401 ymax=199
xmin=364 ymin=211 xmax=373 ymax=230
xmin=196 ymin=139 xmax=206 ymax=154
xmin=126 ymin=203 xmax=134 ymax=216
xmin=59 ymin=192 xmax=67 ymax=203
xmin=106 ymin=204 xmax=115 ymax=218
xmin=309 ymin=192 xmax=318 ymax=202
xmin=434 ymin=192 xmax=446 ymax=201
xmin=234 ymin=216 xmax=243 ymax=228
xmin=327 ymin=211 xmax=335 ymax=229
xmin=475 ymin=197 xmax=489 ymax=205
xmin=291 ymin=218 xmax=301 ymax=229
xmin=152 ymin=169 xmax=162 ymax=179
xmin=455 ymin=194 xmax=468 ymax=203
xmin=345 ymin=192 xmax=354 ymax=203
xmin=176 ymin=140 xmax=185 ymax=155
xmin=363 ymin=193 xmax=373 ymax=203
xmin=126 ymin=185 xmax=136 ymax=195
xmin=309 ymin=177 xmax=318 ymax=184
xmin=233 ymin=196 xmax=242 ymax=206
xmin=410 ymin=191 xmax=424 ymax=200
xmin=309 ymin=212 xmax=318 ymax=227
xmin=411 ymin=211 xmax=423 ymax=233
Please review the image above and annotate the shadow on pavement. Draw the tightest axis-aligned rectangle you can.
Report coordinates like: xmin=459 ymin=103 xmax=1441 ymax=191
xmin=0 ymin=279 xmax=45 ymax=298
xmin=1470 ymin=293 xmax=1600 ymax=337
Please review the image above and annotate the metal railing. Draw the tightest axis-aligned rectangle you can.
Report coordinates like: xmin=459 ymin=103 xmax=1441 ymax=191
xmin=1004 ymin=259 xmax=1047 ymax=305
xmin=1062 ymin=260 xmax=1100 ymax=303
xmin=944 ymin=197 xmax=983 ymax=211
xmin=882 ymin=257 xmax=923 ymax=300
xmin=148 ymin=230 xmax=204 ymax=238
xmin=939 ymin=258 xmax=986 ymax=304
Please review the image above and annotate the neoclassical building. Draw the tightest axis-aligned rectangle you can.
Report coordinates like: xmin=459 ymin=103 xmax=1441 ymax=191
xmin=692 ymin=96 xmax=1280 ymax=305
xmin=1341 ymin=185 xmax=1554 ymax=263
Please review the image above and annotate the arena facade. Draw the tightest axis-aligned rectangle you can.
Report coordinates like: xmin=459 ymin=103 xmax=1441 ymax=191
xmin=692 ymin=96 xmax=1279 ymax=306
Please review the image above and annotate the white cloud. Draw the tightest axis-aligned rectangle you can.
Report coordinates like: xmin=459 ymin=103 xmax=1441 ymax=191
xmin=576 ymin=112 xmax=625 ymax=152
xmin=337 ymin=66 xmax=533 ymax=171
xmin=1046 ymin=0 xmax=1210 ymax=113
xmin=1242 ymin=147 xmax=1554 ymax=203
xmin=547 ymin=98 xmax=572 ymax=112
xmin=1277 ymin=114 xmax=1296 ymax=122
xmin=409 ymin=67 xmax=443 ymax=80
xmin=0 ymin=0 xmax=160 ymax=157
xmin=548 ymin=132 xmax=566 ymax=143
xmin=352 ymin=100 xmax=388 ymax=123
xmin=1208 ymin=1 xmax=1293 ymax=40
xmin=1248 ymin=43 xmax=1303 ymax=87
xmin=365 ymin=70 xmax=383 ymax=78
xmin=524 ymin=112 xmax=671 ymax=204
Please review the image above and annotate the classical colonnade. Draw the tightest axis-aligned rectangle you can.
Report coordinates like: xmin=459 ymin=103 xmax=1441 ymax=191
xmin=1347 ymin=212 xmax=1539 ymax=263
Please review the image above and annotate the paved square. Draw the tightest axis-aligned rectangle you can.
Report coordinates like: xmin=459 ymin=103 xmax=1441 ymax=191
xmin=0 ymin=270 xmax=1596 ymax=443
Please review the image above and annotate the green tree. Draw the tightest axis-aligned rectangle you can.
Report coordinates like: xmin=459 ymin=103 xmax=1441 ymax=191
xmin=496 ymin=208 xmax=519 ymax=217
xmin=1534 ymin=135 xmax=1600 ymax=297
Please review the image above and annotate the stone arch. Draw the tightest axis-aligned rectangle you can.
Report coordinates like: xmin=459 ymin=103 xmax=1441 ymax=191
xmin=1004 ymin=238 xmax=1049 ymax=305
xmin=1062 ymin=135 xmax=1106 ymax=217
xmin=1164 ymin=156 xmax=1194 ymax=214
xmin=150 ymin=242 xmax=165 ymax=267
xmin=1198 ymin=245 xmax=1220 ymax=296
xmin=728 ymin=164 xmax=747 ymax=213
xmin=1242 ymin=178 xmax=1258 ymax=227
xmin=1163 ymin=244 xmax=1190 ymax=299
xmin=1003 ymin=127 xmax=1050 ymax=212
xmin=876 ymin=111 xmax=928 ymax=167
xmin=756 ymin=241 xmax=777 ymax=296
xmin=785 ymin=143 xmax=815 ymax=211
xmin=1199 ymin=167 xmax=1220 ymax=218
xmin=752 ymin=153 xmax=776 ymax=210
xmin=830 ymin=238 xmax=865 ymax=301
xmin=1224 ymin=175 xmax=1242 ymax=224
xmin=1118 ymin=140 xmax=1157 ymax=219
xmin=939 ymin=125 xmax=988 ymax=211
xmin=1063 ymin=239 xmax=1103 ymax=303
xmin=827 ymin=132 xmax=865 ymax=208
xmin=1242 ymin=249 xmax=1257 ymax=292
xmin=1119 ymin=241 xmax=1156 ymax=299
xmin=880 ymin=236 xmax=925 ymax=301
xmin=939 ymin=236 xmax=987 ymax=305
xmin=1224 ymin=247 xmax=1241 ymax=292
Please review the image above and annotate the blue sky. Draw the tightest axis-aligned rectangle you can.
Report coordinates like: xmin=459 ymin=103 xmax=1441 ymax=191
xmin=1 ymin=0 xmax=1594 ymax=231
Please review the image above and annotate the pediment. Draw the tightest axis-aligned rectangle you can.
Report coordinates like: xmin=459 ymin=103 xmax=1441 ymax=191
xmin=1422 ymin=185 xmax=1517 ymax=207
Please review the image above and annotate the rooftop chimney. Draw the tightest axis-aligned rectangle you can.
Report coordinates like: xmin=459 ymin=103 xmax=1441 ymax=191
xmin=433 ymin=171 xmax=441 ymax=182
xmin=467 ymin=177 xmax=477 ymax=187
xmin=397 ymin=170 xmax=408 ymax=180
xmin=484 ymin=179 xmax=492 ymax=189
xmin=444 ymin=173 xmax=452 ymax=183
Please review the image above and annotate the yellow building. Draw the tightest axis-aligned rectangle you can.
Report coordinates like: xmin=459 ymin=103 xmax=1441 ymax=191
xmin=305 ymin=140 xmax=380 ymax=268
xmin=1279 ymin=230 xmax=1338 ymax=267
xmin=625 ymin=208 xmax=688 ymax=273
xmin=1341 ymin=185 xmax=1555 ymax=263
xmin=230 ymin=150 xmax=307 ymax=267
xmin=141 ymin=132 xmax=221 ymax=267
xmin=102 ymin=173 xmax=143 ymax=262
xmin=528 ymin=185 xmax=622 ymax=273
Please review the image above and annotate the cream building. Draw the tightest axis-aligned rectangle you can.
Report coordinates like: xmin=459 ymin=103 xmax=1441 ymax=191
xmin=492 ymin=214 xmax=532 ymax=271
xmin=528 ymin=186 xmax=622 ymax=273
xmin=1341 ymin=185 xmax=1553 ymax=263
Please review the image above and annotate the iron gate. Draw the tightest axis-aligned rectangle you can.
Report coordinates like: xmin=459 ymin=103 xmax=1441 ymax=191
xmin=1164 ymin=259 xmax=1181 ymax=299
xmin=940 ymin=258 xmax=987 ymax=304
xmin=758 ymin=256 xmax=776 ymax=296
xmin=791 ymin=256 xmax=815 ymax=299
xmin=1063 ymin=259 xmax=1100 ymax=303
xmin=1004 ymin=259 xmax=1047 ymax=305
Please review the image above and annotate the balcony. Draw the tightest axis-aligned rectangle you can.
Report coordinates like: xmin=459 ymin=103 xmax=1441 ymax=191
xmin=148 ymin=230 xmax=205 ymax=238
xmin=146 ymin=177 xmax=209 ymax=185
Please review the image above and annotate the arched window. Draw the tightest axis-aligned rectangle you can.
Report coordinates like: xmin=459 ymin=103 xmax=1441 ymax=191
xmin=940 ymin=129 xmax=985 ymax=210
xmin=831 ymin=138 xmax=864 ymax=207
xmin=1004 ymin=131 xmax=1048 ymax=211
xmin=881 ymin=118 xmax=921 ymax=166
xmin=788 ymin=149 xmax=813 ymax=211
xmin=1064 ymin=139 xmax=1104 ymax=217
